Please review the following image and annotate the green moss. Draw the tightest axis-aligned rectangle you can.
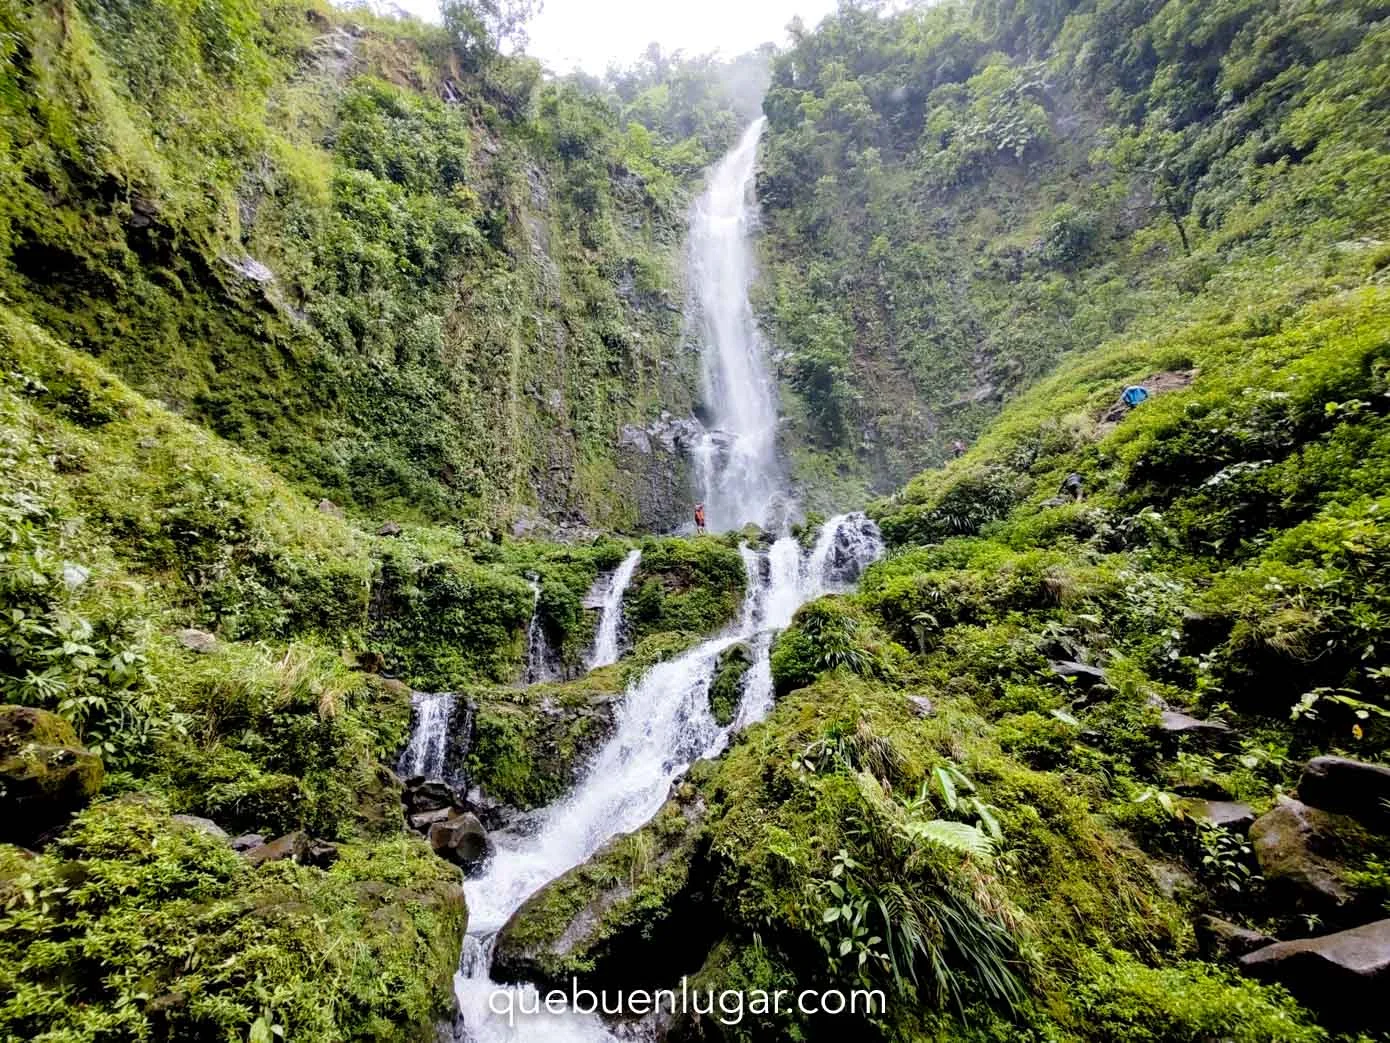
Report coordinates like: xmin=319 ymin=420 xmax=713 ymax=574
xmin=0 ymin=796 xmax=465 ymax=1042
xmin=625 ymin=537 xmax=747 ymax=641
xmin=708 ymin=643 xmax=752 ymax=726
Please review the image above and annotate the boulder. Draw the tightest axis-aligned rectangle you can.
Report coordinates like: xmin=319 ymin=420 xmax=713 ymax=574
xmin=409 ymin=806 xmax=459 ymax=832
xmin=1195 ymin=915 xmax=1275 ymax=962
xmin=317 ymin=498 xmax=343 ymax=517
xmin=1249 ymin=796 xmax=1363 ymax=915
xmin=404 ymin=777 xmax=466 ymax=815
xmin=1049 ymin=660 xmax=1108 ymax=688
xmin=1297 ymin=756 xmax=1390 ymax=830
xmin=1239 ymin=919 xmax=1390 ymax=1029
xmin=1158 ymin=710 xmax=1231 ymax=742
xmin=1182 ymin=799 xmax=1255 ymax=834
xmin=906 ymin=695 xmax=935 ymax=718
xmin=492 ymin=790 xmax=713 ymax=993
xmin=377 ymin=521 xmax=403 ymax=537
xmin=0 ymin=706 xmax=104 ymax=844
xmin=243 ymin=830 xmax=310 ymax=867
xmin=175 ymin=628 xmax=218 ymax=654
xmin=306 ymin=840 xmax=340 ymax=868
xmin=428 ymin=812 xmax=490 ymax=869
xmin=230 ymin=833 xmax=265 ymax=852
xmin=170 ymin=814 xmax=229 ymax=840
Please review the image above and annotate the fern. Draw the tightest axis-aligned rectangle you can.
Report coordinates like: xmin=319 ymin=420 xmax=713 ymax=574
xmin=901 ymin=818 xmax=995 ymax=859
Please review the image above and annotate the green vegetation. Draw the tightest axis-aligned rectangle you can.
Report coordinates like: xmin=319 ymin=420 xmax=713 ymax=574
xmin=758 ymin=0 xmax=1390 ymax=507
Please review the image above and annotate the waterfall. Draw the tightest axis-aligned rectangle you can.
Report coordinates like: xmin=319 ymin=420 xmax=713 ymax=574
xmin=443 ymin=124 xmax=885 ymax=1042
xmin=398 ymin=692 xmax=456 ymax=782
xmin=688 ymin=118 xmax=783 ymax=533
xmin=585 ymin=549 xmax=642 ymax=670
xmin=453 ymin=514 xmax=884 ymax=1042
xmin=524 ymin=574 xmax=561 ymax=685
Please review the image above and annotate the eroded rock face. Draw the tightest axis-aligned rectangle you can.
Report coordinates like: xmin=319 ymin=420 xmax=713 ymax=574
xmin=1249 ymin=796 xmax=1366 ymax=916
xmin=427 ymin=812 xmax=490 ymax=870
xmin=1239 ymin=918 xmax=1390 ymax=1028
xmin=0 ymin=706 xmax=104 ymax=844
xmin=491 ymin=785 xmax=715 ymax=993
xmin=1297 ymin=756 xmax=1390 ymax=830
xmin=1195 ymin=915 xmax=1274 ymax=962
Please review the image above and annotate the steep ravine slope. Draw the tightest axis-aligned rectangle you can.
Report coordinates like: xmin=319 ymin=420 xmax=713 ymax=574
xmin=0 ymin=0 xmax=702 ymax=532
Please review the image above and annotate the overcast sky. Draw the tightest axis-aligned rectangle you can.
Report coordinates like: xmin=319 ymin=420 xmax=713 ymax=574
xmin=381 ymin=0 xmax=840 ymax=73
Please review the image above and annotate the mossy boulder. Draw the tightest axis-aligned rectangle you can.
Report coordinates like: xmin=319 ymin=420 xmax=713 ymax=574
xmin=0 ymin=706 xmax=104 ymax=845
xmin=708 ymin=643 xmax=752 ymax=726
xmin=624 ymin=539 xmax=747 ymax=642
xmin=467 ymin=668 xmax=625 ymax=810
xmin=491 ymin=784 xmax=716 ymax=992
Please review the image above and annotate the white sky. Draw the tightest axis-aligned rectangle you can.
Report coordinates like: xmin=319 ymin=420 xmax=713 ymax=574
xmin=382 ymin=0 xmax=840 ymax=73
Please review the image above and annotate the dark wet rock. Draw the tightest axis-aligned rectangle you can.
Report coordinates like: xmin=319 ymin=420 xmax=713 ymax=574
xmin=243 ymin=830 xmax=310 ymax=867
xmin=377 ymin=521 xmax=403 ymax=537
xmin=409 ymin=806 xmax=459 ymax=832
xmin=231 ymin=833 xmax=265 ymax=852
xmin=1182 ymin=799 xmax=1255 ymax=834
xmin=0 ymin=706 xmax=104 ymax=844
xmin=1249 ymin=796 xmax=1365 ymax=915
xmin=1297 ymin=756 xmax=1390 ymax=830
xmin=906 ymin=695 xmax=935 ymax=718
xmin=317 ymin=498 xmax=343 ymax=517
xmin=1157 ymin=710 xmax=1231 ymax=741
xmin=1049 ymin=660 xmax=1107 ymax=688
xmin=307 ymin=840 xmax=340 ymax=868
xmin=1195 ymin=915 xmax=1275 ymax=962
xmin=428 ymin=812 xmax=490 ymax=869
xmin=1239 ymin=918 xmax=1390 ymax=1029
xmin=175 ymin=628 xmax=218 ymax=654
xmin=404 ymin=777 xmax=467 ymax=816
xmin=492 ymin=788 xmax=714 ymax=993
xmin=170 ymin=814 xmax=229 ymax=839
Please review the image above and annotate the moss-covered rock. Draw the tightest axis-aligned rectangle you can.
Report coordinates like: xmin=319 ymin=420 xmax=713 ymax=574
xmin=707 ymin=642 xmax=751 ymax=726
xmin=467 ymin=668 xmax=626 ymax=810
xmin=0 ymin=706 xmax=104 ymax=844
xmin=625 ymin=538 xmax=747 ymax=642
xmin=491 ymin=783 xmax=714 ymax=992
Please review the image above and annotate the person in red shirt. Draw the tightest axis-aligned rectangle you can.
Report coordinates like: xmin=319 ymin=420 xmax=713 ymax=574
xmin=694 ymin=502 xmax=707 ymax=534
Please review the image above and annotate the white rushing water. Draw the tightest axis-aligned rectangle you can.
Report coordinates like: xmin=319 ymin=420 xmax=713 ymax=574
xmin=688 ymin=118 xmax=783 ymax=533
xmin=585 ymin=550 xmax=642 ymax=670
xmin=398 ymin=692 xmax=455 ymax=781
xmin=452 ymin=515 xmax=883 ymax=1042
xmin=524 ymin=574 xmax=562 ymax=685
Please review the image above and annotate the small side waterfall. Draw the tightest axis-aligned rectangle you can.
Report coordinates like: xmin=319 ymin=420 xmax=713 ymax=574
xmin=398 ymin=692 xmax=457 ymax=782
xmin=453 ymin=513 xmax=883 ymax=1042
xmin=585 ymin=549 xmax=642 ymax=670
xmin=524 ymin=574 xmax=561 ymax=685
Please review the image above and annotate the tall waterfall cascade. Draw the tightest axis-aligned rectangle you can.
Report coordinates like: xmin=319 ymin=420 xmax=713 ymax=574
xmin=393 ymin=123 xmax=887 ymax=1042
xmin=453 ymin=514 xmax=883 ymax=1042
xmin=688 ymin=118 xmax=784 ymax=533
xmin=585 ymin=549 xmax=642 ymax=670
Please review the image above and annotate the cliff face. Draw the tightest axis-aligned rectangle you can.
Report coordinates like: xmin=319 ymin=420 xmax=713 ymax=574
xmin=754 ymin=0 xmax=1390 ymax=511
xmin=0 ymin=0 xmax=700 ymax=532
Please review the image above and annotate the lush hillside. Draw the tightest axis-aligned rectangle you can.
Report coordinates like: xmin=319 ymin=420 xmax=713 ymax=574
xmin=2 ymin=1 xmax=1389 ymax=1041
xmin=756 ymin=0 xmax=1390 ymax=508
xmin=0 ymin=0 xmax=726 ymax=532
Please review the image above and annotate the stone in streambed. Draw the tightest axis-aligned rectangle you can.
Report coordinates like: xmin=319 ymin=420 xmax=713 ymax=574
xmin=428 ymin=812 xmax=490 ymax=870
xmin=707 ymin=643 xmax=751 ymax=726
xmin=1249 ymin=796 xmax=1371 ymax=918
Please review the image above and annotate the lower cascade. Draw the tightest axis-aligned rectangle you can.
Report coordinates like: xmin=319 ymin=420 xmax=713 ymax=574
xmin=441 ymin=513 xmax=883 ymax=1041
